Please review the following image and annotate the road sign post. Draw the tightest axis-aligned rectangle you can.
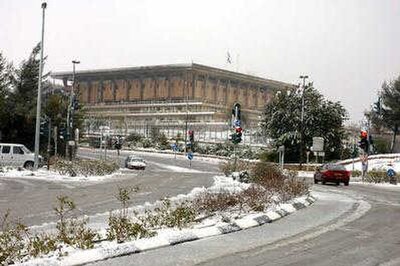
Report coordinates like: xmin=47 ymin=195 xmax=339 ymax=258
xmin=187 ymin=151 xmax=193 ymax=167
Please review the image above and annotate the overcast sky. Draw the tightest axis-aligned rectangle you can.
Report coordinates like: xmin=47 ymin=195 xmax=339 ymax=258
xmin=1 ymin=0 xmax=399 ymax=123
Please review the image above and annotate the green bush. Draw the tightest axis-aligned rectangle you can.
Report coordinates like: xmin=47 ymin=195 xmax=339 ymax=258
xmin=54 ymin=196 xmax=98 ymax=249
xmin=53 ymin=159 xmax=119 ymax=177
xmin=258 ymin=150 xmax=278 ymax=162
xmin=0 ymin=210 xmax=27 ymax=264
xmin=219 ymin=160 xmax=252 ymax=176
xmin=125 ymin=132 xmax=143 ymax=143
xmin=351 ymin=170 xmax=361 ymax=177
xmin=140 ymin=199 xmax=196 ymax=230
xmin=373 ymin=137 xmax=391 ymax=154
xmin=107 ymin=186 xmax=155 ymax=243
xmin=364 ymin=170 xmax=399 ymax=183
xmin=27 ymin=233 xmax=58 ymax=258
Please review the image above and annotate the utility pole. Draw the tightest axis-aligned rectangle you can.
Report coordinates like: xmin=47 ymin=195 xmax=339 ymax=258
xmin=66 ymin=60 xmax=80 ymax=160
xmin=184 ymin=72 xmax=189 ymax=154
xmin=34 ymin=2 xmax=47 ymax=170
xmin=299 ymin=75 xmax=309 ymax=168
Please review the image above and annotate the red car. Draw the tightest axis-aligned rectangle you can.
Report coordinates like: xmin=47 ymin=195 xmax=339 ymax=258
xmin=314 ymin=163 xmax=350 ymax=186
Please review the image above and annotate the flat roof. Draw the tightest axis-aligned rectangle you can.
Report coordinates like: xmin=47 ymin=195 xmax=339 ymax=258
xmin=51 ymin=63 xmax=295 ymax=88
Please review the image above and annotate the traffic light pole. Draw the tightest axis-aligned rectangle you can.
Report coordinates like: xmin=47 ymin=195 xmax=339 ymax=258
xmin=33 ymin=2 xmax=47 ymax=170
xmin=299 ymin=75 xmax=309 ymax=169
xmin=47 ymin=119 xmax=51 ymax=170
xmin=66 ymin=60 xmax=80 ymax=161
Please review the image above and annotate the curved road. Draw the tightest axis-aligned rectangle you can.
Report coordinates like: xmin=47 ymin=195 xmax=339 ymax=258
xmin=91 ymin=182 xmax=400 ymax=266
xmin=0 ymin=148 xmax=217 ymax=226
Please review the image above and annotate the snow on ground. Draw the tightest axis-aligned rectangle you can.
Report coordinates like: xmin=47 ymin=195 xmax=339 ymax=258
xmin=0 ymin=168 xmax=123 ymax=183
xmin=80 ymin=147 xmax=226 ymax=165
xmin=149 ymin=161 xmax=204 ymax=173
xmin=19 ymin=175 xmax=311 ymax=266
xmin=342 ymin=156 xmax=400 ymax=172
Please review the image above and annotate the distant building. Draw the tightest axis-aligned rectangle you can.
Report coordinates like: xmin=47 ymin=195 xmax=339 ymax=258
xmin=51 ymin=63 xmax=295 ymax=143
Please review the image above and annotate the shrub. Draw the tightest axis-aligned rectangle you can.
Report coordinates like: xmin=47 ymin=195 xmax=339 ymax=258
xmin=53 ymin=159 xmax=119 ymax=177
xmin=219 ymin=160 xmax=252 ymax=176
xmin=140 ymin=199 xmax=196 ymax=229
xmin=27 ymin=233 xmax=58 ymax=258
xmin=54 ymin=196 xmax=98 ymax=249
xmin=249 ymin=162 xmax=286 ymax=190
xmin=364 ymin=170 xmax=398 ymax=183
xmin=351 ymin=170 xmax=361 ymax=177
xmin=192 ymin=190 xmax=240 ymax=214
xmin=107 ymin=186 xmax=155 ymax=243
xmin=279 ymin=176 xmax=309 ymax=201
xmin=125 ymin=132 xmax=143 ymax=143
xmin=0 ymin=210 xmax=27 ymax=264
xmin=107 ymin=214 xmax=155 ymax=243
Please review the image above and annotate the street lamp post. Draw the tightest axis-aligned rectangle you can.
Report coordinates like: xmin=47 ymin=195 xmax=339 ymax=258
xmin=33 ymin=2 xmax=47 ymax=170
xmin=299 ymin=75 xmax=309 ymax=168
xmin=66 ymin=60 xmax=80 ymax=160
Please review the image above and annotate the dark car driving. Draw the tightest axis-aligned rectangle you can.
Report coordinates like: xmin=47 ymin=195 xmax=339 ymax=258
xmin=314 ymin=163 xmax=350 ymax=186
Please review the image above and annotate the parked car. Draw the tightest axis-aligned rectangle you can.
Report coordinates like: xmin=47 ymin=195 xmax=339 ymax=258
xmin=124 ymin=155 xmax=146 ymax=170
xmin=0 ymin=143 xmax=41 ymax=169
xmin=314 ymin=163 xmax=350 ymax=186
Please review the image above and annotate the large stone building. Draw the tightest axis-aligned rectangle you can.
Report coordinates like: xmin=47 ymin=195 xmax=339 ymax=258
xmin=51 ymin=63 xmax=295 ymax=143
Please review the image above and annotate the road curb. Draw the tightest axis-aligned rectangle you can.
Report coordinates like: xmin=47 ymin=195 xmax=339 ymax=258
xmin=48 ymin=195 xmax=317 ymax=266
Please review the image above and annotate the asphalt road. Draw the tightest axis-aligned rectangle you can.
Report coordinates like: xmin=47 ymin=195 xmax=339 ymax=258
xmin=90 ymin=182 xmax=400 ymax=266
xmin=0 ymin=148 xmax=217 ymax=226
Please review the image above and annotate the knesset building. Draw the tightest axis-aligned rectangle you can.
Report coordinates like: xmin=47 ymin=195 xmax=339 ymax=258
xmin=51 ymin=63 xmax=295 ymax=144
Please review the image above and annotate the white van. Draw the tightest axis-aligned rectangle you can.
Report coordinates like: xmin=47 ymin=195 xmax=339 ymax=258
xmin=0 ymin=143 xmax=40 ymax=169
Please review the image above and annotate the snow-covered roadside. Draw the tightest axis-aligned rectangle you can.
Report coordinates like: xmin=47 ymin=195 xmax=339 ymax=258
xmin=79 ymin=146 xmax=227 ymax=165
xmin=18 ymin=175 xmax=315 ymax=266
xmin=343 ymin=157 xmax=400 ymax=172
xmin=0 ymin=168 xmax=124 ymax=183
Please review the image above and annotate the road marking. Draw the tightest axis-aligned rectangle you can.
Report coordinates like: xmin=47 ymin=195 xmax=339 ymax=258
xmin=243 ymin=199 xmax=371 ymax=257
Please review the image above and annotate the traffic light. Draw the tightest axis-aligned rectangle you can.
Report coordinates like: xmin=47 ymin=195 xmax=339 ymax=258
xmin=235 ymin=127 xmax=242 ymax=143
xmin=114 ymin=136 xmax=122 ymax=150
xmin=72 ymin=96 xmax=79 ymax=110
xmin=40 ymin=118 xmax=49 ymax=137
xmin=188 ymin=130 xmax=194 ymax=143
xmin=59 ymin=127 xmax=67 ymax=140
xmin=358 ymin=130 xmax=369 ymax=153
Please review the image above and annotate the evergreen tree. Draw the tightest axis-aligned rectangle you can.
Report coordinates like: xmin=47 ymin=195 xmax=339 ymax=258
xmin=0 ymin=52 xmax=13 ymax=141
xmin=3 ymin=43 xmax=49 ymax=149
xmin=380 ymin=77 xmax=400 ymax=152
xmin=262 ymin=85 xmax=348 ymax=162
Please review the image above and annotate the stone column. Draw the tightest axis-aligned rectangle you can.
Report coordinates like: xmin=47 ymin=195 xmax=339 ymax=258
xmin=112 ymin=80 xmax=117 ymax=102
xmin=99 ymin=80 xmax=104 ymax=102
xmin=203 ymin=75 xmax=208 ymax=99
xmin=140 ymin=77 xmax=144 ymax=101
xmin=87 ymin=81 xmax=92 ymax=103
xmin=167 ymin=75 xmax=172 ymax=100
xmin=225 ymin=80 xmax=230 ymax=104
xmin=214 ymin=79 xmax=219 ymax=103
xmin=125 ymin=79 xmax=131 ymax=101
xmin=191 ymin=72 xmax=196 ymax=100
xmin=244 ymin=84 xmax=250 ymax=107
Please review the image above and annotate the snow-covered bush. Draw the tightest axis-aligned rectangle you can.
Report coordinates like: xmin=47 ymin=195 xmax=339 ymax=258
xmin=53 ymin=159 xmax=119 ymax=177
xmin=107 ymin=187 xmax=155 ymax=243
xmin=139 ymin=199 xmax=196 ymax=230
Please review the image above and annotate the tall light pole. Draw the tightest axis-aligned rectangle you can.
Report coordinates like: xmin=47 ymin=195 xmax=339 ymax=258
xmin=66 ymin=60 xmax=80 ymax=160
xmin=299 ymin=75 xmax=308 ymax=168
xmin=33 ymin=2 xmax=47 ymax=170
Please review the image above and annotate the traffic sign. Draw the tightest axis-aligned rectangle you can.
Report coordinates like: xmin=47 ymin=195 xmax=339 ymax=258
xmin=387 ymin=168 xmax=396 ymax=178
xmin=187 ymin=152 xmax=194 ymax=160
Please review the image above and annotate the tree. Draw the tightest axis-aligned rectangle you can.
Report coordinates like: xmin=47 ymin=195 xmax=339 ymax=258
xmin=262 ymin=85 xmax=348 ymax=162
xmin=370 ymin=77 xmax=400 ymax=152
xmin=0 ymin=52 xmax=13 ymax=141
xmin=0 ymin=44 xmax=50 ymax=149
